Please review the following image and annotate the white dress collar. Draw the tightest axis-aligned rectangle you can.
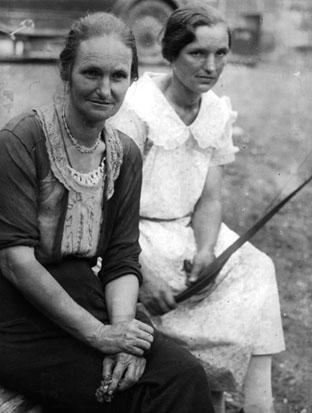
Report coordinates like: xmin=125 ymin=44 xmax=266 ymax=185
xmin=124 ymin=72 xmax=236 ymax=150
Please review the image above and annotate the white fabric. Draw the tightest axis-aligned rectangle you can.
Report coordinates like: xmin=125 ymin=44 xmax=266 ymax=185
xmin=110 ymin=72 xmax=285 ymax=391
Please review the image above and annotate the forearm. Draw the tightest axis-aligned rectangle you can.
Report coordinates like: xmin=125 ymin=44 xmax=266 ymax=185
xmin=0 ymin=246 xmax=107 ymax=351
xmin=105 ymin=275 xmax=139 ymax=324
xmin=192 ymin=199 xmax=222 ymax=253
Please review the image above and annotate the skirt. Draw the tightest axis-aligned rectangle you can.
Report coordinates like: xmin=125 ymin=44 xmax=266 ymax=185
xmin=139 ymin=221 xmax=286 ymax=391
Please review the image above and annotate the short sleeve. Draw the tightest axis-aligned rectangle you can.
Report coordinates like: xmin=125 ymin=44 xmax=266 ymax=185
xmin=0 ymin=126 xmax=39 ymax=250
xmin=210 ymin=96 xmax=239 ymax=166
xmin=109 ymin=107 xmax=147 ymax=155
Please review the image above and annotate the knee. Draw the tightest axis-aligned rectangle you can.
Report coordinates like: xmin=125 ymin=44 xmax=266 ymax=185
xmin=176 ymin=356 xmax=208 ymax=388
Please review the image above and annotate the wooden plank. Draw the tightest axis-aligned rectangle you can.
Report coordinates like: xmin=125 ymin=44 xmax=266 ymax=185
xmin=0 ymin=386 xmax=41 ymax=413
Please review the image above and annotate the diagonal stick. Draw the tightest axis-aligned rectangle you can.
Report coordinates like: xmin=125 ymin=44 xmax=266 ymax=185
xmin=175 ymin=173 xmax=312 ymax=303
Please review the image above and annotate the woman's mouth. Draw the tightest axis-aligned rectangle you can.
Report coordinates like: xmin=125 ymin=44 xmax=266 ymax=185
xmin=89 ymin=100 xmax=114 ymax=107
xmin=196 ymin=76 xmax=215 ymax=81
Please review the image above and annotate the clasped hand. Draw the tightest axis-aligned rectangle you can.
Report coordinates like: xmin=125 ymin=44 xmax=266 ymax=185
xmin=104 ymin=319 xmax=154 ymax=356
xmin=96 ymin=352 xmax=146 ymax=403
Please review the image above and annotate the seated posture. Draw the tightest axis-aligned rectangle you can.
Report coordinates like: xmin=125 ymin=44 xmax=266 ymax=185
xmin=111 ymin=6 xmax=285 ymax=413
xmin=0 ymin=12 xmax=215 ymax=413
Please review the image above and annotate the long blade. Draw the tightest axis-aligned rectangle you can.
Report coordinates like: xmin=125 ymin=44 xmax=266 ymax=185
xmin=175 ymin=173 xmax=312 ymax=303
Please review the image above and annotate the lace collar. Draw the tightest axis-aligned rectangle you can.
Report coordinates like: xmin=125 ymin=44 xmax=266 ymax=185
xmin=34 ymin=103 xmax=123 ymax=200
xmin=124 ymin=72 xmax=237 ymax=150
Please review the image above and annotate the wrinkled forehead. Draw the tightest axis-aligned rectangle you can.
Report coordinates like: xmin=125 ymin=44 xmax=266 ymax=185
xmin=74 ymin=34 xmax=133 ymax=68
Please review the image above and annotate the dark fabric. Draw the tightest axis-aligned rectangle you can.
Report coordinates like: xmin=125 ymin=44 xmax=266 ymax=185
xmin=99 ymin=131 xmax=143 ymax=286
xmin=0 ymin=113 xmax=44 ymax=250
xmin=0 ymin=112 xmax=142 ymax=284
xmin=0 ymin=259 xmax=214 ymax=412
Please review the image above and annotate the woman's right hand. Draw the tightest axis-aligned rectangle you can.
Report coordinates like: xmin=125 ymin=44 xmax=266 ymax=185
xmin=139 ymin=272 xmax=177 ymax=316
xmin=101 ymin=319 xmax=154 ymax=356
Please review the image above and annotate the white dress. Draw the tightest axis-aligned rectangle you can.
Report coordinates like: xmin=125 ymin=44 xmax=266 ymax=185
xmin=110 ymin=72 xmax=285 ymax=391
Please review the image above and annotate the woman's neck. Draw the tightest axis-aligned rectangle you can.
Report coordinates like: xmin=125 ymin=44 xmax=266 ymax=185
xmin=165 ymin=74 xmax=201 ymax=112
xmin=161 ymin=74 xmax=201 ymax=126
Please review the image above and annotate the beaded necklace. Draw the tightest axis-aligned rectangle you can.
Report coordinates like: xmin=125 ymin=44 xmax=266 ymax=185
xmin=62 ymin=106 xmax=102 ymax=153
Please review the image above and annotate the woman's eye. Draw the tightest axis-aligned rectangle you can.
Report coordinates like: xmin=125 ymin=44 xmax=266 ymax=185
xmin=83 ymin=69 xmax=100 ymax=78
xmin=216 ymin=49 xmax=228 ymax=57
xmin=190 ymin=51 xmax=203 ymax=57
xmin=112 ymin=71 xmax=128 ymax=81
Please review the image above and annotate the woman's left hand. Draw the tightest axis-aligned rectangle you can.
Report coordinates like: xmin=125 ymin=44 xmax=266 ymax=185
xmin=186 ymin=249 xmax=215 ymax=286
xmin=95 ymin=352 xmax=146 ymax=403
xmin=184 ymin=250 xmax=217 ymax=303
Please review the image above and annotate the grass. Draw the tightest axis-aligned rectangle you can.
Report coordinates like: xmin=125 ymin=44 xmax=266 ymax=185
xmin=0 ymin=49 xmax=311 ymax=412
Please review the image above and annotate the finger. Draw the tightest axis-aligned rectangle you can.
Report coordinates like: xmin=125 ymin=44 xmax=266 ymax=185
xmin=187 ymin=264 xmax=200 ymax=285
xmin=108 ymin=361 xmax=126 ymax=396
xmin=158 ymin=302 xmax=173 ymax=315
xmin=117 ymin=363 xmax=137 ymax=391
xmin=131 ymin=347 xmax=144 ymax=356
xmin=125 ymin=338 xmax=151 ymax=355
xmin=163 ymin=291 xmax=177 ymax=309
xmin=135 ymin=320 xmax=154 ymax=335
xmin=102 ymin=357 xmax=114 ymax=382
xmin=137 ymin=330 xmax=154 ymax=344
xmin=118 ymin=359 xmax=146 ymax=392
xmin=154 ymin=291 xmax=176 ymax=315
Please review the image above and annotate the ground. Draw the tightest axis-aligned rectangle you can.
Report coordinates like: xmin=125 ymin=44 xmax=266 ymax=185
xmin=0 ymin=48 xmax=311 ymax=412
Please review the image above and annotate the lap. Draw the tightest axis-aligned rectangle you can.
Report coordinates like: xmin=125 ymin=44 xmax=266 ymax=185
xmin=0 ymin=331 xmax=210 ymax=412
xmin=0 ymin=258 xmax=213 ymax=412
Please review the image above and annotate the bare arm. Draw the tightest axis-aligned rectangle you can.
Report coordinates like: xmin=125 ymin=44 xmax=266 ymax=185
xmin=0 ymin=246 xmax=152 ymax=355
xmin=189 ymin=165 xmax=223 ymax=282
xmin=105 ymin=274 xmax=153 ymax=342
xmin=105 ymin=275 xmax=139 ymax=324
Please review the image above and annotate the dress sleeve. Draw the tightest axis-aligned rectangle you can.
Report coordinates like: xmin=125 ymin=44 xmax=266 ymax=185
xmin=210 ymin=96 xmax=239 ymax=166
xmin=109 ymin=107 xmax=147 ymax=155
xmin=100 ymin=135 xmax=143 ymax=286
xmin=0 ymin=127 xmax=39 ymax=250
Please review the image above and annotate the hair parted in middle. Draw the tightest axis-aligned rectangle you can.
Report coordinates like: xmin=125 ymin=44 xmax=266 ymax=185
xmin=59 ymin=12 xmax=139 ymax=83
xmin=161 ymin=5 xmax=231 ymax=63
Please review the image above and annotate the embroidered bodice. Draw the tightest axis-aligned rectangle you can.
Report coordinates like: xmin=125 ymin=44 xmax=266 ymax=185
xmin=35 ymin=104 xmax=123 ymax=259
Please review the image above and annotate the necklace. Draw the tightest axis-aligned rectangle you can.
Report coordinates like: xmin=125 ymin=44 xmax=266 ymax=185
xmin=62 ymin=106 xmax=102 ymax=153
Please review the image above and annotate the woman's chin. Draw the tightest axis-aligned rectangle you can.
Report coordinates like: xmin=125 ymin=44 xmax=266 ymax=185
xmin=83 ymin=107 xmax=117 ymax=124
xmin=196 ymin=83 xmax=214 ymax=94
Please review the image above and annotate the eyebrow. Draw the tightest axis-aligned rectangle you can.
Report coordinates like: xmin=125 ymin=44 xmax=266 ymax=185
xmin=188 ymin=46 xmax=229 ymax=53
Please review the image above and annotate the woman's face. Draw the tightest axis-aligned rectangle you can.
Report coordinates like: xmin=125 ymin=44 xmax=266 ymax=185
xmin=172 ymin=24 xmax=229 ymax=95
xmin=69 ymin=34 xmax=132 ymax=126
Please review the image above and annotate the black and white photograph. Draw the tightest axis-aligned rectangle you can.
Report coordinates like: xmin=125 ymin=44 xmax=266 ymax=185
xmin=0 ymin=1 xmax=311 ymax=412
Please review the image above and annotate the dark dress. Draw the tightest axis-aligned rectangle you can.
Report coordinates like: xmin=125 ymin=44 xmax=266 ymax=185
xmin=0 ymin=108 xmax=215 ymax=412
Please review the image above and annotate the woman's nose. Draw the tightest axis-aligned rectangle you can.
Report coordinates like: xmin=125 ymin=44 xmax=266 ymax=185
xmin=97 ymin=77 xmax=112 ymax=98
xmin=204 ymin=55 xmax=216 ymax=73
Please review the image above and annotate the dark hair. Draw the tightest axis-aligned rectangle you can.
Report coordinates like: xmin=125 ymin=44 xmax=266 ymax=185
xmin=162 ymin=5 xmax=231 ymax=63
xmin=60 ymin=12 xmax=138 ymax=82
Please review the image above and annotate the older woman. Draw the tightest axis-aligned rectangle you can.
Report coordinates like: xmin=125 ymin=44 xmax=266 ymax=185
xmin=0 ymin=12 xmax=214 ymax=413
xmin=111 ymin=5 xmax=285 ymax=413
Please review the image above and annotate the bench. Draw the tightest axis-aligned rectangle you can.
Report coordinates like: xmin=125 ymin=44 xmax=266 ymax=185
xmin=0 ymin=387 xmax=42 ymax=413
xmin=0 ymin=387 xmax=225 ymax=413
